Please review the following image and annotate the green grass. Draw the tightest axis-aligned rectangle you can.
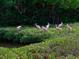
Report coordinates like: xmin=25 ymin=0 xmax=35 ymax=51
xmin=0 ymin=23 xmax=79 ymax=59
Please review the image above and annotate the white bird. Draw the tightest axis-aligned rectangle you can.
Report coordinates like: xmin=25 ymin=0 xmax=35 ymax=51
xmin=66 ymin=24 xmax=72 ymax=31
xmin=46 ymin=23 xmax=50 ymax=29
xmin=42 ymin=23 xmax=50 ymax=31
xmin=58 ymin=22 xmax=63 ymax=28
xmin=35 ymin=23 xmax=50 ymax=31
xmin=41 ymin=26 xmax=46 ymax=31
xmin=35 ymin=23 xmax=42 ymax=30
xmin=16 ymin=26 xmax=22 ymax=31
xmin=55 ymin=22 xmax=63 ymax=31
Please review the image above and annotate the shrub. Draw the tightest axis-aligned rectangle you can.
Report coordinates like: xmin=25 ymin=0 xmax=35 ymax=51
xmin=20 ymin=31 xmax=51 ymax=44
xmin=0 ymin=29 xmax=7 ymax=40
xmin=0 ymin=27 xmax=51 ymax=44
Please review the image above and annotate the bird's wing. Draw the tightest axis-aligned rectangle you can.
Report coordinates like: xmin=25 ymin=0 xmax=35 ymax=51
xmin=17 ymin=26 xmax=21 ymax=29
xmin=35 ymin=24 xmax=41 ymax=29
xmin=58 ymin=23 xmax=63 ymax=28
xmin=42 ymin=26 xmax=48 ymax=31
xmin=42 ymin=26 xmax=46 ymax=29
xmin=46 ymin=23 xmax=50 ymax=29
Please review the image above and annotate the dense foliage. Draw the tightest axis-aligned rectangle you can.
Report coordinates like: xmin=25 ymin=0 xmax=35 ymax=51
xmin=0 ymin=27 xmax=51 ymax=44
xmin=0 ymin=0 xmax=79 ymax=26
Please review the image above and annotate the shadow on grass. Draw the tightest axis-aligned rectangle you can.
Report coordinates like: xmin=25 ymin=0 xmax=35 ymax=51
xmin=0 ymin=42 xmax=24 ymax=48
xmin=0 ymin=40 xmax=41 ymax=48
